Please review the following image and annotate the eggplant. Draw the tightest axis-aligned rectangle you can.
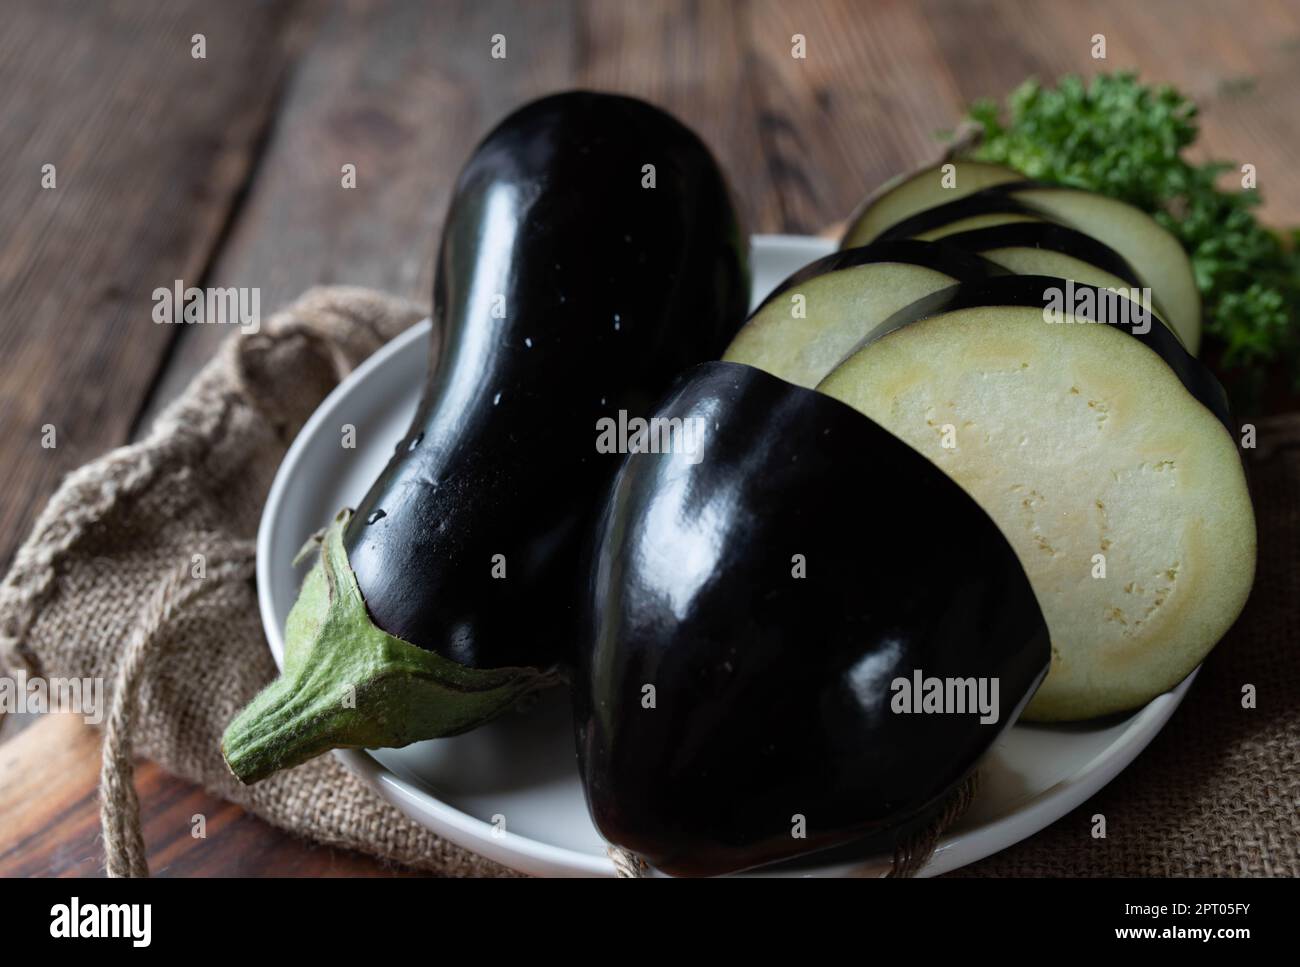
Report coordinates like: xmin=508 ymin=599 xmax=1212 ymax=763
xmin=937 ymin=221 xmax=1143 ymax=288
xmin=996 ymin=184 xmax=1202 ymax=351
xmin=842 ymin=159 xmax=1024 ymax=246
xmin=575 ymin=361 xmax=1049 ymax=876
xmin=222 ymin=92 xmax=750 ymax=783
xmin=819 ymin=276 xmax=1255 ymax=720
xmin=722 ymin=239 xmax=1004 ymax=388
xmin=843 ymin=164 xmax=1201 ymax=350
xmin=932 ymin=221 xmax=1180 ymax=341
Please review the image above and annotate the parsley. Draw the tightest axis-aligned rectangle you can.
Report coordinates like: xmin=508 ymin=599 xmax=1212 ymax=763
xmin=961 ymin=72 xmax=1299 ymax=406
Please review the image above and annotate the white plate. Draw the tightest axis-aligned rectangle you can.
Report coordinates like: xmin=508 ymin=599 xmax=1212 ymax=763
xmin=257 ymin=234 xmax=1196 ymax=877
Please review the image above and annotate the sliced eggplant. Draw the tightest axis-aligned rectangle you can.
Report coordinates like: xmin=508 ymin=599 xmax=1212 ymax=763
xmin=874 ymin=192 xmax=1048 ymax=244
xmin=936 ymin=221 xmax=1178 ymax=340
xmin=818 ymin=276 xmax=1255 ymax=721
xmin=222 ymin=92 xmax=750 ymax=784
xmin=844 ymin=167 xmax=1202 ymax=351
xmin=999 ymin=185 xmax=1202 ymax=352
xmin=939 ymin=221 xmax=1143 ymax=288
xmin=842 ymin=160 xmax=1022 ymax=248
xmin=722 ymin=239 xmax=1003 ymax=388
xmin=575 ymin=361 xmax=1049 ymax=876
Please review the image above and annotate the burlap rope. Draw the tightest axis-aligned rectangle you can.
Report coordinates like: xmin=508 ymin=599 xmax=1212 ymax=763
xmin=100 ymin=548 xmax=255 ymax=878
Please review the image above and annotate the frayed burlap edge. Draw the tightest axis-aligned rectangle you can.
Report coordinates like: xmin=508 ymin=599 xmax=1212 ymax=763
xmin=0 ymin=286 xmax=519 ymax=878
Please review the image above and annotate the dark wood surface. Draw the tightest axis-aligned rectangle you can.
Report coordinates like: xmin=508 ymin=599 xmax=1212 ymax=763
xmin=2 ymin=0 xmax=1299 ymax=876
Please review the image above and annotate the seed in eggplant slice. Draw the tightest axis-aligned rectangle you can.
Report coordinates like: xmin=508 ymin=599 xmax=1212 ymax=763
xmin=575 ymin=361 xmax=1049 ymax=876
xmin=819 ymin=276 xmax=1254 ymax=721
xmin=723 ymin=239 xmax=1003 ymax=388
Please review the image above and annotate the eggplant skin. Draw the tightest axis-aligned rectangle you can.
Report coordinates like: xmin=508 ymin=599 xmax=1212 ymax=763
xmin=751 ymin=237 xmax=1006 ymax=314
xmin=574 ymin=362 xmax=1050 ymax=876
xmin=875 ymin=190 xmax=1043 ymax=241
xmin=345 ymin=92 xmax=750 ymax=671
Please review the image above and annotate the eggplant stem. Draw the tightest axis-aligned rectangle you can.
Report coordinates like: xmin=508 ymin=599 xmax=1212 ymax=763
xmin=221 ymin=508 xmax=557 ymax=784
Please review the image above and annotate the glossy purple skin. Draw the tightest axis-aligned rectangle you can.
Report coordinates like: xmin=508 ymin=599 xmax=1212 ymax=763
xmin=574 ymin=362 xmax=1050 ymax=876
xmin=345 ymin=92 xmax=749 ymax=671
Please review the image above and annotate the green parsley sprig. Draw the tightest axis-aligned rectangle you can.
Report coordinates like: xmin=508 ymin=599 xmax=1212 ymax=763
xmin=961 ymin=72 xmax=1299 ymax=407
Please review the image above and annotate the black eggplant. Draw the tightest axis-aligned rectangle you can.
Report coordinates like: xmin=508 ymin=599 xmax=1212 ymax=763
xmin=222 ymin=92 xmax=749 ymax=784
xmin=574 ymin=361 xmax=1049 ymax=876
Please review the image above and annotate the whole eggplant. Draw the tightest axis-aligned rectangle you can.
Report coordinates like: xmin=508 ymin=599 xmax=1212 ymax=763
xmin=223 ymin=92 xmax=749 ymax=784
xmin=574 ymin=361 xmax=1049 ymax=876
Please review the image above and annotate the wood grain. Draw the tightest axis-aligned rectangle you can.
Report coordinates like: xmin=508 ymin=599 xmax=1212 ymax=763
xmin=0 ymin=715 xmax=418 ymax=876
xmin=0 ymin=0 xmax=305 ymax=572
xmin=3 ymin=0 xmax=1299 ymax=877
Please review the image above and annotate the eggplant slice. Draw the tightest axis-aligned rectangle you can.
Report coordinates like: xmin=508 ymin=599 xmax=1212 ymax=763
xmin=1003 ymin=185 xmax=1201 ymax=352
xmin=842 ymin=159 xmax=1023 ymax=247
xmin=938 ymin=221 xmax=1142 ymax=287
xmin=844 ymin=164 xmax=1202 ymax=352
xmin=722 ymin=239 xmax=1003 ymax=388
xmin=875 ymin=192 xmax=1049 ymax=243
xmin=575 ymin=361 xmax=1049 ymax=876
xmin=221 ymin=92 xmax=750 ymax=784
xmin=936 ymin=221 xmax=1178 ymax=342
xmin=819 ymin=276 xmax=1255 ymax=721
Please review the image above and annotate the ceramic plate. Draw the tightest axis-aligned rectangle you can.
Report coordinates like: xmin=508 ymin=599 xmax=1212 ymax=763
xmin=256 ymin=234 xmax=1196 ymax=877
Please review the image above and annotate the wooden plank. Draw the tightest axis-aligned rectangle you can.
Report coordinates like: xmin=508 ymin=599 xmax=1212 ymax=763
xmin=0 ymin=0 xmax=304 ymax=571
xmin=0 ymin=715 xmax=418 ymax=876
xmin=743 ymin=0 xmax=978 ymax=233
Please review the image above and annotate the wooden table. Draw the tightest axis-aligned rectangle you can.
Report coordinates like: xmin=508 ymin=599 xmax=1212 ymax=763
xmin=2 ymin=0 xmax=1299 ymax=876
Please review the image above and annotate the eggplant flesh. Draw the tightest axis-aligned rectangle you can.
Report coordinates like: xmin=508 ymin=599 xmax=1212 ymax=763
xmin=841 ymin=159 xmax=1023 ymax=247
xmin=575 ymin=361 xmax=1049 ymax=876
xmin=222 ymin=92 xmax=750 ymax=784
xmin=938 ymin=222 xmax=1143 ymax=287
xmin=819 ymin=277 xmax=1254 ymax=721
xmin=843 ymin=165 xmax=1201 ymax=351
xmin=935 ymin=221 xmax=1178 ymax=341
xmin=1000 ymin=185 xmax=1201 ymax=352
xmin=723 ymin=240 xmax=1003 ymax=388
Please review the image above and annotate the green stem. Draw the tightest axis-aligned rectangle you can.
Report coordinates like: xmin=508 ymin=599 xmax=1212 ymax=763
xmin=221 ymin=509 xmax=556 ymax=784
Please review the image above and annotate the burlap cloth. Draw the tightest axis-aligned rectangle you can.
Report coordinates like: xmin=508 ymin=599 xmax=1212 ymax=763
xmin=0 ymin=286 xmax=1295 ymax=877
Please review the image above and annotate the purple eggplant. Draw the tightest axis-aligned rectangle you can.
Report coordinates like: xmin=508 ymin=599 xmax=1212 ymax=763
xmin=223 ymin=92 xmax=749 ymax=784
xmin=574 ymin=361 xmax=1049 ymax=875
